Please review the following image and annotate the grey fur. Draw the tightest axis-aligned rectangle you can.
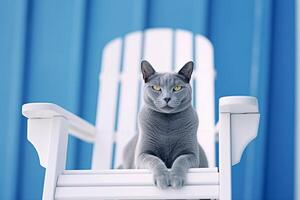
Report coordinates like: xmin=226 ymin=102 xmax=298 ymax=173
xmin=122 ymin=61 xmax=208 ymax=190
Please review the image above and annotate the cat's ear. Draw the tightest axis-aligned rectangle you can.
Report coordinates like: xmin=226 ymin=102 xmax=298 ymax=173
xmin=141 ymin=60 xmax=156 ymax=82
xmin=178 ymin=61 xmax=194 ymax=83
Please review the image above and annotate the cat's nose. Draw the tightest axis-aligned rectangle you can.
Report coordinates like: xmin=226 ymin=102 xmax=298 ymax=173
xmin=164 ymin=97 xmax=171 ymax=103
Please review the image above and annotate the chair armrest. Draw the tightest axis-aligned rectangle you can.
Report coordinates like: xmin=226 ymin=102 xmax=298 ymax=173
xmin=218 ymin=96 xmax=260 ymax=165
xmin=219 ymin=96 xmax=258 ymax=114
xmin=215 ymin=96 xmax=258 ymax=142
xmin=22 ymin=103 xmax=97 ymax=142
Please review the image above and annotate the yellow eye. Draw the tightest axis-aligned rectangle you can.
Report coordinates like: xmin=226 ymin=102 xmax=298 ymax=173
xmin=152 ymin=85 xmax=161 ymax=91
xmin=173 ymin=85 xmax=182 ymax=91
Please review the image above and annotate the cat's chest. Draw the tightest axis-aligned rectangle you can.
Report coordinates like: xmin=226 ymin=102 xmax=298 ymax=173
xmin=148 ymin=112 xmax=194 ymax=134
xmin=138 ymin=108 xmax=198 ymax=167
xmin=152 ymin=134 xmax=186 ymax=167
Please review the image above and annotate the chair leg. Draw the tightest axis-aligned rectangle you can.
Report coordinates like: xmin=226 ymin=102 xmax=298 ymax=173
xmin=219 ymin=113 xmax=232 ymax=200
xmin=42 ymin=117 xmax=68 ymax=200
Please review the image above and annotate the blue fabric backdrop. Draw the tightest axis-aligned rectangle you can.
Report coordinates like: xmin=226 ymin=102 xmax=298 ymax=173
xmin=0 ymin=0 xmax=295 ymax=199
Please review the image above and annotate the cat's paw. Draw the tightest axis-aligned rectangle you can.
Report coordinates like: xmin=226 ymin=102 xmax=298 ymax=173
xmin=169 ymin=170 xmax=186 ymax=189
xmin=153 ymin=169 xmax=170 ymax=189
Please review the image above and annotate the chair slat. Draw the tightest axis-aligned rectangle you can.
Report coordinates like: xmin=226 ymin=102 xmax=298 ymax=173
xmin=194 ymin=35 xmax=216 ymax=167
xmin=93 ymin=38 xmax=122 ymax=169
xmin=140 ymin=29 xmax=174 ymax=109
xmin=55 ymin=185 xmax=219 ymax=199
xmin=143 ymin=28 xmax=173 ymax=71
xmin=174 ymin=29 xmax=193 ymax=71
xmin=173 ymin=29 xmax=195 ymax=106
xmin=115 ymin=32 xmax=143 ymax=168
xmin=100 ymin=39 xmax=123 ymax=75
xmin=58 ymin=170 xmax=219 ymax=187
xmin=63 ymin=167 xmax=218 ymax=174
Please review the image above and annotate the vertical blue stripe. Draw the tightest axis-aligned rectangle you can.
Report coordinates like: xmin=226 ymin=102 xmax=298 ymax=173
xmin=0 ymin=0 xmax=28 ymax=199
xmin=296 ymin=0 xmax=300 ymax=198
xmin=243 ymin=0 xmax=272 ymax=199
xmin=62 ymin=0 xmax=88 ymax=171
xmin=265 ymin=0 xmax=296 ymax=199
xmin=66 ymin=0 xmax=88 ymax=170
xmin=73 ymin=0 xmax=93 ymax=170
xmin=208 ymin=1 xmax=267 ymax=199
xmin=192 ymin=0 xmax=210 ymax=36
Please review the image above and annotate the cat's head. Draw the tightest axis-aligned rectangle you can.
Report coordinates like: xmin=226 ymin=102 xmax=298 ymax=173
xmin=141 ymin=60 xmax=193 ymax=114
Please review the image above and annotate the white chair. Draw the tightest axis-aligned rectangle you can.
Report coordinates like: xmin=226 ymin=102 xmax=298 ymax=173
xmin=22 ymin=28 xmax=260 ymax=200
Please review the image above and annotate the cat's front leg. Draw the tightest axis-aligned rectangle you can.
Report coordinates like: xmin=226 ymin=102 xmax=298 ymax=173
xmin=136 ymin=153 xmax=170 ymax=189
xmin=170 ymin=154 xmax=199 ymax=189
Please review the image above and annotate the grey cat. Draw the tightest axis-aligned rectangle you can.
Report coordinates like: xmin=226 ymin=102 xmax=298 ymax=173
xmin=122 ymin=60 xmax=208 ymax=190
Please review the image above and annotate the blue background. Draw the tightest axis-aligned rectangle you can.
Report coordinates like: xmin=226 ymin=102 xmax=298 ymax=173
xmin=0 ymin=0 xmax=296 ymax=199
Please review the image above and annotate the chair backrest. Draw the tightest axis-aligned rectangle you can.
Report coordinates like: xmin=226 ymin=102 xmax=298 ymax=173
xmin=92 ymin=28 xmax=216 ymax=169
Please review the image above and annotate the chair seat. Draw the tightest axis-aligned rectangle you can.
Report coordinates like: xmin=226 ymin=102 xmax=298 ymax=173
xmin=55 ymin=168 xmax=219 ymax=199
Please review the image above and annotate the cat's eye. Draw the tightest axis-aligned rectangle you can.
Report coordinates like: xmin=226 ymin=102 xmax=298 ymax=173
xmin=152 ymin=85 xmax=161 ymax=91
xmin=173 ymin=85 xmax=182 ymax=91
